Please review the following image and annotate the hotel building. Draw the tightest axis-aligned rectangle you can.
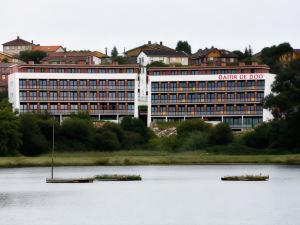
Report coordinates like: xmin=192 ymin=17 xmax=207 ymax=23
xmin=147 ymin=63 xmax=275 ymax=130
xmin=8 ymin=64 xmax=139 ymax=122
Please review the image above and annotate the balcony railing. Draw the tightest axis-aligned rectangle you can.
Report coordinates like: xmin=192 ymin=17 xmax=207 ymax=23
xmin=152 ymin=98 xmax=263 ymax=104
xmin=151 ymin=111 xmax=262 ymax=116
xmin=19 ymin=85 xmax=135 ymax=91
xmin=19 ymin=109 xmax=134 ymax=115
xmin=20 ymin=97 xmax=135 ymax=102
xmin=151 ymin=86 xmax=265 ymax=92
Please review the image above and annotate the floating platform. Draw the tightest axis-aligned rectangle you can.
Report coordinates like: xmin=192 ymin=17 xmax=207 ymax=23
xmin=94 ymin=174 xmax=142 ymax=181
xmin=46 ymin=178 xmax=94 ymax=183
xmin=221 ymin=175 xmax=269 ymax=181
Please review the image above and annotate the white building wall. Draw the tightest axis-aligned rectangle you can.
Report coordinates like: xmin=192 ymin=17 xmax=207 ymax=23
xmin=147 ymin=73 xmax=276 ymax=127
xmin=9 ymin=72 xmax=139 ymax=119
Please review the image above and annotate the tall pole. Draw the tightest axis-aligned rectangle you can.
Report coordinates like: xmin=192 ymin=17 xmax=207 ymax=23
xmin=51 ymin=122 xmax=54 ymax=179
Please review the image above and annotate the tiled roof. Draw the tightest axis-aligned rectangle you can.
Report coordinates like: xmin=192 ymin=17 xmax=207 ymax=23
xmin=0 ymin=51 xmax=13 ymax=58
xmin=125 ymin=43 xmax=173 ymax=55
xmin=142 ymin=49 xmax=187 ymax=57
xmin=32 ymin=45 xmax=64 ymax=52
xmin=2 ymin=37 xmax=33 ymax=46
xmin=92 ymin=51 xmax=108 ymax=58
xmin=191 ymin=47 xmax=239 ymax=59
xmin=294 ymin=49 xmax=300 ymax=54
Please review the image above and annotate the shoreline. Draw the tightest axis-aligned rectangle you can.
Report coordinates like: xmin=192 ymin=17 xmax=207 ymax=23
xmin=1 ymin=151 xmax=300 ymax=168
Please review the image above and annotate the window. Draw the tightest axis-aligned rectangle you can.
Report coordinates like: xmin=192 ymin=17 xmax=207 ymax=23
xmin=153 ymin=71 xmax=160 ymax=75
xmin=39 ymin=80 xmax=47 ymax=88
xmin=80 ymin=104 xmax=88 ymax=110
xmin=108 ymin=69 xmax=115 ymax=73
xmin=151 ymin=82 xmax=159 ymax=91
xmin=40 ymin=104 xmax=48 ymax=111
xmin=128 ymin=104 xmax=134 ymax=111
xmin=171 ymin=71 xmax=178 ymax=75
xmin=70 ymin=104 xmax=78 ymax=111
xmin=126 ymin=69 xmax=134 ymax=73
xmin=179 ymin=82 xmax=186 ymax=89
xmin=127 ymin=92 xmax=134 ymax=99
xmin=29 ymin=104 xmax=37 ymax=111
xmin=109 ymin=92 xmax=116 ymax=99
xmin=257 ymin=92 xmax=264 ymax=99
xmin=217 ymin=105 xmax=224 ymax=112
xmin=29 ymin=91 xmax=37 ymax=100
xmin=227 ymin=105 xmax=234 ymax=112
xmin=29 ymin=80 xmax=37 ymax=88
xmin=70 ymin=92 xmax=78 ymax=100
xmin=67 ymin=68 xmax=76 ymax=73
xmin=208 ymin=81 xmax=215 ymax=89
xmin=19 ymin=80 xmax=27 ymax=88
xmin=60 ymin=80 xmax=67 ymax=88
xmin=228 ymin=81 xmax=235 ymax=88
xmin=199 ymin=82 xmax=205 ymax=89
xmin=49 ymin=92 xmax=57 ymax=100
xmin=60 ymin=104 xmax=68 ymax=110
xmin=170 ymin=82 xmax=177 ymax=90
xmin=20 ymin=91 xmax=26 ymax=100
xmin=196 ymin=105 xmax=204 ymax=112
xmin=127 ymin=80 xmax=134 ymax=89
xmin=70 ymin=80 xmax=78 ymax=89
xmin=99 ymin=69 xmax=106 ymax=73
xmin=161 ymin=82 xmax=168 ymax=90
xmin=39 ymin=91 xmax=47 ymax=99
xmin=50 ymin=104 xmax=58 ymax=110
xmin=90 ymin=104 xmax=97 ymax=110
xmin=88 ymin=69 xmax=95 ymax=73
xmin=189 ymin=82 xmax=195 ymax=89
xmin=236 ymin=105 xmax=244 ymax=111
xmin=49 ymin=80 xmax=57 ymax=88
xmin=60 ymin=92 xmax=67 ymax=100
xmin=90 ymin=92 xmax=97 ymax=100
xmin=27 ymin=68 xmax=35 ymax=73
xmin=80 ymin=92 xmax=87 ymax=99
xmin=258 ymin=80 xmax=265 ymax=87
xmin=118 ymin=92 xmax=125 ymax=99
xmin=181 ymin=71 xmax=187 ymax=75
xmin=100 ymin=92 xmax=107 ymax=98
xmin=80 ymin=80 xmax=87 ymax=86
xmin=191 ymin=70 xmax=199 ymax=75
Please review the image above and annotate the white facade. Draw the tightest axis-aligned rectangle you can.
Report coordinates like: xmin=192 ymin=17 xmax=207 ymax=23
xmin=137 ymin=51 xmax=189 ymax=67
xmin=147 ymin=73 xmax=275 ymax=128
xmin=8 ymin=72 xmax=139 ymax=121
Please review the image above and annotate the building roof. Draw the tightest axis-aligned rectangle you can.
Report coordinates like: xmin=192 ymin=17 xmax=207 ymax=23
xmin=91 ymin=51 xmax=109 ymax=58
xmin=142 ymin=49 xmax=188 ymax=57
xmin=191 ymin=47 xmax=239 ymax=59
xmin=2 ymin=36 xmax=33 ymax=46
xmin=0 ymin=63 xmax=18 ymax=68
xmin=0 ymin=51 xmax=13 ymax=58
xmin=125 ymin=42 xmax=174 ymax=57
xmin=294 ymin=49 xmax=300 ymax=54
xmin=18 ymin=63 xmax=140 ymax=69
xmin=32 ymin=45 xmax=64 ymax=52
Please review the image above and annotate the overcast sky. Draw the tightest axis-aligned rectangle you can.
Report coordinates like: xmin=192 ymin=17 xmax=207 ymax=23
xmin=1 ymin=0 xmax=299 ymax=55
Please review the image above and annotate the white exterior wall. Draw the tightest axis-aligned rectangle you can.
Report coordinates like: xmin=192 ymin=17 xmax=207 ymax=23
xmin=147 ymin=73 xmax=276 ymax=127
xmin=9 ymin=72 xmax=139 ymax=118
xmin=137 ymin=52 xmax=189 ymax=66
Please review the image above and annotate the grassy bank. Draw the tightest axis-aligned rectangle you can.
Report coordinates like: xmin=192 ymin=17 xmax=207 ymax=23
xmin=1 ymin=151 xmax=300 ymax=168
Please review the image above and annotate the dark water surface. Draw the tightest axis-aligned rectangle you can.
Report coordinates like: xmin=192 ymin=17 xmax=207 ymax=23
xmin=0 ymin=165 xmax=300 ymax=225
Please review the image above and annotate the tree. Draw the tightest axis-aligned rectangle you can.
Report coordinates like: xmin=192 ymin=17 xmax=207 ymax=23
xmin=175 ymin=41 xmax=191 ymax=55
xmin=209 ymin=123 xmax=233 ymax=145
xmin=177 ymin=119 xmax=211 ymax=137
xmin=93 ymin=130 xmax=120 ymax=151
xmin=19 ymin=114 xmax=49 ymax=156
xmin=19 ymin=50 xmax=47 ymax=64
xmin=260 ymin=42 xmax=293 ymax=74
xmin=111 ymin=46 xmax=118 ymax=58
xmin=1 ymin=58 xmax=9 ymax=63
xmin=0 ymin=99 xmax=21 ymax=155
xmin=121 ymin=116 xmax=149 ymax=142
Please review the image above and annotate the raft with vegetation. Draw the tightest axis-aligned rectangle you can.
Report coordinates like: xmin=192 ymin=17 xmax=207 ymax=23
xmin=221 ymin=175 xmax=269 ymax=181
xmin=94 ymin=174 xmax=142 ymax=181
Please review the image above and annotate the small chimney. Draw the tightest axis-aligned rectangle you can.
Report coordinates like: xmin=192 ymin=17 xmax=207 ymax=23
xmin=31 ymin=40 xmax=34 ymax=44
xmin=17 ymin=36 xmax=20 ymax=39
xmin=148 ymin=41 xmax=151 ymax=44
xmin=105 ymin=47 xmax=108 ymax=55
xmin=160 ymin=41 xmax=163 ymax=46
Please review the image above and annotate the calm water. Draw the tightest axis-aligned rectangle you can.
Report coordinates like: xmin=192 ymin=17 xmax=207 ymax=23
xmin=0 ymin=165 xmax=300 ymax=225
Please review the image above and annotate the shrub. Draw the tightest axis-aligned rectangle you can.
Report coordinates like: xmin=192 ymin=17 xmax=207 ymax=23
xmin=19 ymin=114 xmax=49 ymax=156
xmin=121 ymin=131 xmax=144 ymax=149
xmin=93 ymin=130 xmax=120 ymax=151
xmin=177 ymin=119 xmax=211 ymax=137
xmin=209 ymin=123 xmax=233 ymax=145
xmin=242 ymin=123 xmax=270 ymax=148
xmin=180 ymin=131 xmax=210 ymax=151
xmin=121 ymin=116 xmax=149 ymax=141
xmin=61 ymin=118 xmax=94 ymax=144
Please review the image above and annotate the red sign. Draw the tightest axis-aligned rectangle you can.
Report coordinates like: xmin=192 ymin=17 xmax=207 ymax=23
xmin=218 ymin=74 xmax=264 ymax=80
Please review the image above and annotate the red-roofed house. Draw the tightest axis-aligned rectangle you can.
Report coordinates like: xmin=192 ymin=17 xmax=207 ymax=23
xmin=32 ymin=45 xmax=65 ymax=53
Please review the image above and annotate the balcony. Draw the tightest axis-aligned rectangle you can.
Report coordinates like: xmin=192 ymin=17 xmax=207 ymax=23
xmin=19 ymin=109 xmax=134 ymax=115
xmin=151 ymin=111 xmax=263 ymax=116
xmin=151 ymin=86 xmax=265 ymax=93
xmin=151 ymin=98 xmax=263 ymax=104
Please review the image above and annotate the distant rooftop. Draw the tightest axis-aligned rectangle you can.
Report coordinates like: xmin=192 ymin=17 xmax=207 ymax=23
xmin=2 ymin=36 xmax=34 ymax=46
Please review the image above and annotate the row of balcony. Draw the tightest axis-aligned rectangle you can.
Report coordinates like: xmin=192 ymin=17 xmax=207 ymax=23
xmin=20 ymin=97 xmax=135 ymax=102
xmin=151 ymin=111 xmax=263 ymax=116
xmin=151 ymin=86 xmax=265 ymax=92
xmin=19 ymin=86 xmax=135 ymax=91
xmin=19 ymin=109 xmax=135 ymax=115
xmin=152 ymin=98 xmax=263 ymax=104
